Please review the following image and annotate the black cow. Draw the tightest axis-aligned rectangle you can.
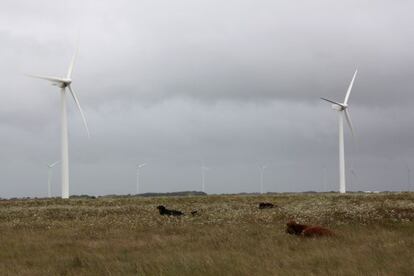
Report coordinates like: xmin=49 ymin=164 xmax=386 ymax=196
xmin=258 ymin=202 xmax=275 ymax=209
xmin=157 ymin=205 xmax=184 ymax=216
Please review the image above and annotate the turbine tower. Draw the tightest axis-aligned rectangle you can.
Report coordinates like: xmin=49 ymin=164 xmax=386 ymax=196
xmin=322 ymin=166 xmax=328 ymax=192
xmin=47 ymin=161 xmax=60 ymax=198
xmin=28 ymin=46 xmax=89 ymax=199
xmin=405 ymin=163 xmax=411 ymax=192
xmin=136 ymin=163 xmax=147 ymax=194
xmin=201 ymin=165 xmax=209 ymax=193
xmin=321 ymin=69 xmax=357 ymax=194
xmin=259 ymin=165 xmax=267 ymax=194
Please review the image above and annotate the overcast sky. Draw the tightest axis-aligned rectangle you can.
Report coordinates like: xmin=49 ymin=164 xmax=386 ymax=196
xmin=1 ymin=0 xmax=414 ymax=197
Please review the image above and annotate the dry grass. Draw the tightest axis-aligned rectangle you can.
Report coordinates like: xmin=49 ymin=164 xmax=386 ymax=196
xmin=0 ymin=193 xmax=413 ymax=275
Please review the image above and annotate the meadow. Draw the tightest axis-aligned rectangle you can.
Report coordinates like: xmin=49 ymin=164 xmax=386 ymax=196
xmin=0 ymin=193 xmax=413 ymax=275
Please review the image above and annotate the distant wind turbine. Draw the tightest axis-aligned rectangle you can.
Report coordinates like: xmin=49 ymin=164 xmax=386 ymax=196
xmin=47 ymin=161 xmax=60 ymax=198
xmin=322 ymin=166 xmax=328 ymax=192
xmin=27 ymin=45 xmax=89 ymax=199
xmin=350 ymin=167 xmax=358 ymax=190
xmin=201 ymin=165 xmax=209 ymax=193
xmin=321 ymin=69 xmax=358 ymax=194
xmin=404 ymin=163 xmax=411 ymax=192
xmin=136 ymin=163 xmax=147 ymax=194
xmin=259 ymin=165 xmax=267 ymax=194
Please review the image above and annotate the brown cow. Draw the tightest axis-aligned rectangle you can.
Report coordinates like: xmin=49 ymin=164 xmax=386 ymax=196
xmin=286 ymin=220 xmax=309 ymax=235
xmin=286 ymin=221 xmax=334 ymax=237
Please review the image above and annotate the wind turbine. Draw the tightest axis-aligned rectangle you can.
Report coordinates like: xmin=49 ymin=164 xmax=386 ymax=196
xmin=259 ymin=165 xmax=267 ymax=194
xmin=350 ymin=167 xmax=358 ymax=190
xmin=321 ymin=69 xmax=357 ymax=194
xmin=28 ymin=46 xmax=89 ymax=199
xmin=47 ymin=161 xmax=60 ymax=198
xmin=321 ymin=165 xmax=328 ymax=192
xmin=201 ymin=165 xmax=209 ymax=193
xmin=136 ymin=163 xmax=147 ymax=194
xmin=404 ymin=163 xmax=411 ymax=192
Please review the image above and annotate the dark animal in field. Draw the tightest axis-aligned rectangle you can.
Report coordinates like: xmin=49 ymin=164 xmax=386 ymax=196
xmin=157 ymin=205 xmax=184 ymax=216
xmin=286 ymin=220 xmax=334 ymax=237
xmin=258 ymin=202 xmax=275 ymax=209
xmin=191 ymin=210 xmax=198 ymax=216
xmin=286 ymin=220 xmax=309 ymax=235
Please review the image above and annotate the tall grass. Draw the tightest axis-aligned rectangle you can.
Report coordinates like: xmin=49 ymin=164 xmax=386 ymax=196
xmin=0 ymin=193 xmax=413 ymax=275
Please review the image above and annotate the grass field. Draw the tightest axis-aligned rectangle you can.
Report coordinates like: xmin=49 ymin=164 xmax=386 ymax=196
xmin=0 ymin=193 xmax=413 ymax=275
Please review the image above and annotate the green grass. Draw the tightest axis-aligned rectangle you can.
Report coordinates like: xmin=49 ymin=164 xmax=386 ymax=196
xmin=0 ymin=193 xmax=413 ymax=275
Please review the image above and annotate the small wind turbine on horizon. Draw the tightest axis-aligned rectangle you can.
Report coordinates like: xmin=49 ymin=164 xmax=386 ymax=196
xmin=321 ymin=69 xmax=358 ymax=194
xmin=322 ymin=166 xmax=328 ymax=192
xmin=201 ymin=164 xmax=209 ymax=193
xmin=27 ymin=45 xmax=89 ymax=199
xmin=259 ymin=165 xmax=267 ymax=194
xmin=47 ymin=161 xmax=60 ymax=198
xmin=404 ymin=163 xmax=411 ymax=192
xmin=136 ymin=163 xmax=147 ymax=194
xmin=350 ymin=167 xmax=358 ymax=190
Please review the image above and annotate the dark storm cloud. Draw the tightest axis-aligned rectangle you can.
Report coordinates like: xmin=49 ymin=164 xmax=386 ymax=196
xmin=1 ymin=0 xmax=414 ymax=197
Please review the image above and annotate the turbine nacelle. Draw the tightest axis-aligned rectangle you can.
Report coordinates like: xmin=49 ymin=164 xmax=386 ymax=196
xmin=260 ymin=165 xmax=267 ymax=170
xmin=137 ymin=163 xmax=147 ymax=169
xmin=331 ymin=103 xmax=347 ymax=111
xmin=321 ymin=97 xmax=347 ymax=110
xmin=51 ymin=79 xmax=72 ymax=88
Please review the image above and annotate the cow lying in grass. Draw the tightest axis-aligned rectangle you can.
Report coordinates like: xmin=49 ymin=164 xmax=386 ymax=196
xmin=286 ymin=220 xmax=308 ymax=235
xmin=258 ymin=202 xmax=275 ymax=209
xmin=286 ymin=220 xmax=334 ymax=237
xmin=157 ymin=205 xmax=184 ymax=216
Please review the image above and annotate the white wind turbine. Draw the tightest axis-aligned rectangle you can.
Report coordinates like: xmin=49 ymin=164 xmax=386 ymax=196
xmin=322 ymin=166 xmax=328 ymax=192
xmin=136 ymin=163 xmax=147 ymax=194
xmin=28 ymin=46 xmax=89 ymax=199
xmin=201 ymin=164 xmax=209 ymax=193
xmin=321 ymin=69 xmax=358 ymax=194
xmin=47 ymin=161 xmax=60 ymax=198
xmin=259 ymin=165 xmax=267 ymax=194
xmin=404 ymin=163 xmax=411 ymax=192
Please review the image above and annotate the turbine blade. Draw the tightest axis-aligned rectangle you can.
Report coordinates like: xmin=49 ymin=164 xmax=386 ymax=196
xmin=320 ymin=97 xmax=344 ymax=107
xmin=344 ymin=109 xmax=355 ymax=138
xmin=344 ymin=69 xmax=358 ymax=105
xmin=67 ymin=45 xmax=78 ymax=79
xmin=68 ymin=85 xmax=90 ymax=138
xmin=26 ymin=74 xmax=65 ymax=84
xmin=49 ymin=160 xmax=61 ymax=167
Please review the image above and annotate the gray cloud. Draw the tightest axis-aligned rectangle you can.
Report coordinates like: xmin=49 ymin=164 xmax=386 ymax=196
xmin=0 ymin=0 xmax=413 ymax=197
